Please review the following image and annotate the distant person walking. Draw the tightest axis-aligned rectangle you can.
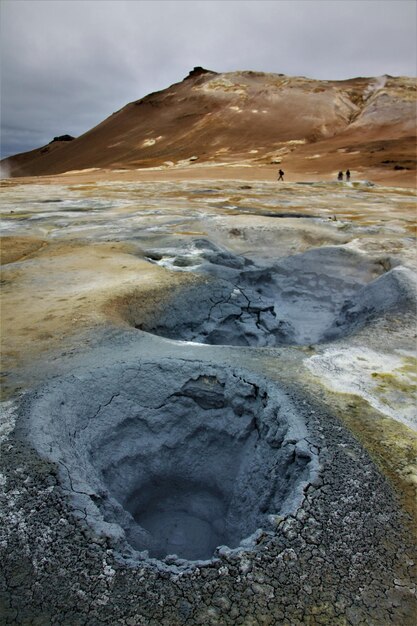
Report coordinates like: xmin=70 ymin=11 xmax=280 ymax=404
xmin=337 ymin=171 xmax=343 ymax=181
xmin=277 ymin=169 xmax=284 ymax=181
xmin=346 ymin=169 xmax=351 ymax=181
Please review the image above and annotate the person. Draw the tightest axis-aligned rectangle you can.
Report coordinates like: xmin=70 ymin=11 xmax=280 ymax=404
xmin=277 ymin=169 xmax=284 ymax=181
xmin=337 ymin=171 xmax=343 ymax=181
xmin=346 ymin=169 xmax=351 ymax=181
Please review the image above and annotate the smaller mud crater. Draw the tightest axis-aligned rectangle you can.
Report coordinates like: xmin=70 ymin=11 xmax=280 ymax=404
xmin=139 ymin=241 xmax=410 ymax=346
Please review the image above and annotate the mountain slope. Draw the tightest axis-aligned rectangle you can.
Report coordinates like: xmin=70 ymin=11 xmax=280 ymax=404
xmin=3 ymin=68 xmax=416 ymax=179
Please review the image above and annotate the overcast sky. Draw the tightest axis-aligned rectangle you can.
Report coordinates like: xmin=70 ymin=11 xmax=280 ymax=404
xmin=1 ymin=0 xmax=416 ymax=157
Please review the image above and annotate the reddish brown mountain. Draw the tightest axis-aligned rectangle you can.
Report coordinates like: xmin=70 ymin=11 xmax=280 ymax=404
xmin=3 ymin=67 xmax=416 ymax=180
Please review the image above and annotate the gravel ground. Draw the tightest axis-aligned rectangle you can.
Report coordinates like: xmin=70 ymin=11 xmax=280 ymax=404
xmin=1 ymin=348 xmax=416 ymax=625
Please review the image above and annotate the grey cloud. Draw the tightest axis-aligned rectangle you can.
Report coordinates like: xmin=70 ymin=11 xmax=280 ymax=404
xmin=1 ymin=0 xmax=416 ymax=157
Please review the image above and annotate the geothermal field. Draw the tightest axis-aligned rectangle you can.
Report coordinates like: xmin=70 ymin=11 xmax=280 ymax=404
xmin=0 ymin=174 xmax=416 ymax=624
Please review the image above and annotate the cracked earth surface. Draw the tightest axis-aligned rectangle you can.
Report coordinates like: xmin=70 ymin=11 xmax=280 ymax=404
xmin=1 ymin=179 xmax=416 ymax=624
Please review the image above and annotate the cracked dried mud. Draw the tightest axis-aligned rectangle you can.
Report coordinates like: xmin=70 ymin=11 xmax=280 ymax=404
xmin=1 ymin=177 xmax=416 ymax=625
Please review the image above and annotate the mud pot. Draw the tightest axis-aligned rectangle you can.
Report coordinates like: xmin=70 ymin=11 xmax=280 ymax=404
xmin=141 ymin=239 xmax=414 ymax=346
xmin=20 ymin=361 xmax=318 ymax=564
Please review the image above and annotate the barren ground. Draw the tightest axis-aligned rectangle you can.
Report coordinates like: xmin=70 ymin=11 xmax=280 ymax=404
xmin=1 ymin=169 xmax=416 ymax=625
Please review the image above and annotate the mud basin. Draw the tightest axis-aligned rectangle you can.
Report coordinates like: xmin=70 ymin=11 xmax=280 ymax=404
xmin=139 ymin=242 xmax=412 ymax=346
xmin=20 ymin=359 xmax=318 ymax=564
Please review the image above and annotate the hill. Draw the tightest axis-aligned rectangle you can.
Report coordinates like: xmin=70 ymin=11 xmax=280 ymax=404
xmin=2 ymin=67 xmax=416 ymax=182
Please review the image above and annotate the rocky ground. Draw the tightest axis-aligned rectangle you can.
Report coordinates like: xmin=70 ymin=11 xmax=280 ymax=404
xmin=1 ymin=177 xmax=416 ymax=624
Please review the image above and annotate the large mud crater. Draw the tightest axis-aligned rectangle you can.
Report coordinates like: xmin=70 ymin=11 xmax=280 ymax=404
xmin=138 ymin=242 xmax=409 ymax=346
xmin=22 ymin=360 xmax=318 ymax=564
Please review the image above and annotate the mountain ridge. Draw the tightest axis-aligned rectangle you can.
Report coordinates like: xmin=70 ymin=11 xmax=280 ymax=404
xmin=2 ymin=68 xmax=416 ymax=181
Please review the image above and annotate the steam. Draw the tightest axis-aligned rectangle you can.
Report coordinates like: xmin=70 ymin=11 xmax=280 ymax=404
xmin=363 ymin=75 xmax=388 ymax=99
xmin=0 ymin=162 xmax=12 ymax=179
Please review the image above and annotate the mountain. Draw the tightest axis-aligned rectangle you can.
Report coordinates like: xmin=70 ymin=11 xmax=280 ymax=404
xmin=2 ymin=67 xmax=416 ymax=180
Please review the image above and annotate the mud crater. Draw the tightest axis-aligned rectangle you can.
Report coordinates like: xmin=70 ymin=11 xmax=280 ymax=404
xmin=23 ymin=361 xmax=318 ymax=564
xmin=141 ymin=241 xmax=400 ymax=346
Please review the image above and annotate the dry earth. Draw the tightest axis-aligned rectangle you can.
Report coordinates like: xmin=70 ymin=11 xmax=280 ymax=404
xmin=1 ymin=168 xmax=416 ymax=625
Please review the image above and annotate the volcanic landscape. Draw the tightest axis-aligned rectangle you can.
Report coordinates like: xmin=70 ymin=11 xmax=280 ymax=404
xmin=1 ymin=69 xmax=416 ymax=625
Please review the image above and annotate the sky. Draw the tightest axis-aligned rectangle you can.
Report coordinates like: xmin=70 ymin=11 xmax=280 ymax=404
xmin=1 ymin=0 xmax=416 ymax=158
